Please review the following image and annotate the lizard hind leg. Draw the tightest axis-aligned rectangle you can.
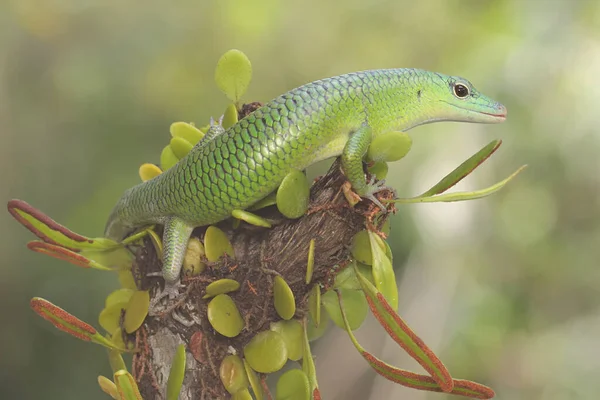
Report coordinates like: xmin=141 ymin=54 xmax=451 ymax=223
xmin=148 ymin=217 xmax=194 ymax=314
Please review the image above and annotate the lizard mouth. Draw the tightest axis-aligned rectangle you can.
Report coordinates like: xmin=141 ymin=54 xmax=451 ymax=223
xmin=445 ymin=102 xmax=507 ymax=122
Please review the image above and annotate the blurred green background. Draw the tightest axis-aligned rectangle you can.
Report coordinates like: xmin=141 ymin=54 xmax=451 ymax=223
xmin=2 ymin=0 xmax=599 ymax=399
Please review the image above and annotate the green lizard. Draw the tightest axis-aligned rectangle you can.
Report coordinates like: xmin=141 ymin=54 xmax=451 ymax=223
xmin=104 ymin=68 xmax=506 ymax=301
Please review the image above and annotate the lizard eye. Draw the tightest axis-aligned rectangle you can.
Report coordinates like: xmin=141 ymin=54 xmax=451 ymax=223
xmin=453 ymin=83 xmax=470 ymax=98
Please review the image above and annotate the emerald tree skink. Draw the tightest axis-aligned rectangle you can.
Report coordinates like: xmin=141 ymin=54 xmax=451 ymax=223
xmin=104 ymin=68 xmax=506 ymax=299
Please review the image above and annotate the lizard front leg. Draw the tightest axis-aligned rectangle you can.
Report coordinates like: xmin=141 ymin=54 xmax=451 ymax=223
xmin=341 ymin=125 xmax=389 ymax=211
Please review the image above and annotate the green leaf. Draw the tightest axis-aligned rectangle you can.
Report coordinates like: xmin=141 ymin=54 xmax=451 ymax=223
xmin=222 ymin=103 xmax=239 ymax=129
xmin=207 ymin=294 xmax=244 ymax=337
xmin=114 ymin=370 xmax=143 ymax=400
xmin=170 ymin=121 xmax=204 ymax=145
xmin=138 ymin=163 xmax=162 ymax=182
xmin=27 ymin=241 xmax=116 ymax=271
xmin=232 ymin=209 xmax=272 ymax=228
xmin=367 ymin=131 xmax=412 ymax=162
xmin=204 ymin=226 xmax=235 ymax=262
xmin=170 ymin=136 xmax=194 ymax=159
xmin=273 ymin=276 xmax=296 ymax=320
xmin=276 ymin=170 xmax=310 ymax=219
xmin=99 ymin=301 xmax=127 ymax=333
xmin=305 ymin=239 xmax=315 ymax=284
xmin=392 ymin=165 xmax=527 ymax=204
xmin=419 ymin=140 xmax=502 ymax=198
xmin=276 ymin=369 xmax=310 ymax=400
xmin=97 ymin=375 xmax=119 ymax=400
xmin=220 ymin=354 xmax=249 ymax=395
xmin=368 ymin=231 xmax=398 ymax=310
xmin=203 ymin=278 xmax=241 ymax=299
xmin=183 ymin=237 xmax=206 ymax=277
xmin=7 ymin=199 xmax=121 ymax=251
xmin=270 ymin=320 xmax=304 ymax=362
xmin=353 ymin=269 xmax=453 ymax=392
xmin=123 ymin=290 xmax=149 ymax=334
xmin=367 ymin=161 xmax=388 ymax=180
xmin=214 ymin=49 xmax=253 ymax=103
xmin=160 ymin=145 xmax=179 ymax=171
xmin=321 ymin=289 xmax=367 ymax=331
xmin=243 ymin=359 xmax=264 ymax=400
xmin=308 ymin=284 xmax=321 ymax=327
xmin=107 ymin=349 xmax=127 ymax=374
xmin=301 ymin=319 xmax=319 ymax=395
xmin=244 ymin=330 xmax=288 ymax=373
xmin=167 ymin=344 xmax=186 ymax=400
xmin=30 ymin=297 xmax=127 ymax=351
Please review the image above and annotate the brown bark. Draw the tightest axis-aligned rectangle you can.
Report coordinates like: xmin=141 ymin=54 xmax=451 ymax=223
xmin=130 ymin=160 xmax=393 ymax=399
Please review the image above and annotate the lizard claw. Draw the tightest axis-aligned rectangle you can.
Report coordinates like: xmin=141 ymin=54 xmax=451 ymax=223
xmin=363 ymin=176 xmax=393 ymax=213
xmin=148 ymin=278 xmax=185 ymax=316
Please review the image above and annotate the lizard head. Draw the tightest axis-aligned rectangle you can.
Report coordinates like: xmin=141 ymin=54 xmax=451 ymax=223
xmin=426 ymin=73 xmax=507 ymax=124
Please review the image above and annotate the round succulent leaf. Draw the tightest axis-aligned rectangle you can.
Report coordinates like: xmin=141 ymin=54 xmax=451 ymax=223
xmin=231 ymin=209 xmax=272 ymax=228
xmin=98 ymin=375 xmax=119 ymax=400
xmin=207 ymin=294 xmax=244 ymax=338
xmin=276 ymin=170 xmax=310 ymax=219
xmin=99 ymin=302 xmax=127 ymax=333
xmin=307 ymin=284 xmax=321 ymax=327
xmin=243 ymin=330 xmax=288 ymax=373
xmin=367 ymin=161 xmax=388 ymax=180
xmin=183 ymin=237 xmax=206 ymax=277
xmin=231 ymin=389 xmax=253 ymax=400
xmin=276 ymin=369 xmax=310 ymax=400
xmin=243 ymin=359 xmax=263 ymax=400
xmin=273 ymin=276 xmax=296 ymax=320
xmin=160 ymin=145 xmax=179 ymax=171
xmin=170 ymin=121 xmax=203 ymax=145
xmin=203 ymin=278 xmax=241 ymax=299
xmin=169 ymin=136 xmax=193 ymax=159
xmin=270 ymin=320 xmax=304 ymax=361
xmin=105 ymin=289 xmax=134 ymax=308
xmin=333 ymin=263 xmax=360 ymax=290
xmin=214 ymin=49 xmax=253 ymax=103
xmin=220 ymin=355 xmax=249 ymax=394
xmin=222 ymin=103 xmax=239 ymax=129
xmin=118 ymin=270 xmax=137 ymax=290
xmin=138 ymin=163 xmax=162 ymax=182
xmin=204 ymin=226 xmax=235 ymax=262
xmin=321 ymin=289 xmax=368 ymax=331
xmin=351 ymin=230 xmax=372 ymax=265
xmin=124 ymin=291 xmax=150 ymax=334
xmin=367 ymin=131 xmax=412 ymax=162
xmin=306 ymin=311 xmax=329 ymax=342
xmin=356 ymin=262 xmax=375 ymax=285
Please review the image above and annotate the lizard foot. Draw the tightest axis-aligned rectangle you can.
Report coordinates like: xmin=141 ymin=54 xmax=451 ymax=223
xmin=147 ymin=277 xmax=185 ymax=316
xmin=361 ymin=176 xmax=396 ymax=213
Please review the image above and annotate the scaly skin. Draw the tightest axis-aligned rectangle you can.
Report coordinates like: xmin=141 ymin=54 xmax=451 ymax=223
xmin=105 ymin=68 xmax=506 ymax=291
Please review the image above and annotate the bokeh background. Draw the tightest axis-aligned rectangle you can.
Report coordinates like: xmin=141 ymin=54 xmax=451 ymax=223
xmin=1 ymin=0 xmax=599 ymax=399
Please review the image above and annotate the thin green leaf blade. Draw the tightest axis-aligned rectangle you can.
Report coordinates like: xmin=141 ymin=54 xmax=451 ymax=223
xmin=394 ymin=165 xmax=527 ymax=204
xmin=419 ymin=140 xmax=501 ymax=197
xmin=337 ymin=291 xmax=494 ymax=398
xmin=354 ymin=268 xmax=453 ymax=392
xmin=368 ymin=231 xmax=398 ymax=310
xmin=167 ymin=344 xmax=186 ymax=400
